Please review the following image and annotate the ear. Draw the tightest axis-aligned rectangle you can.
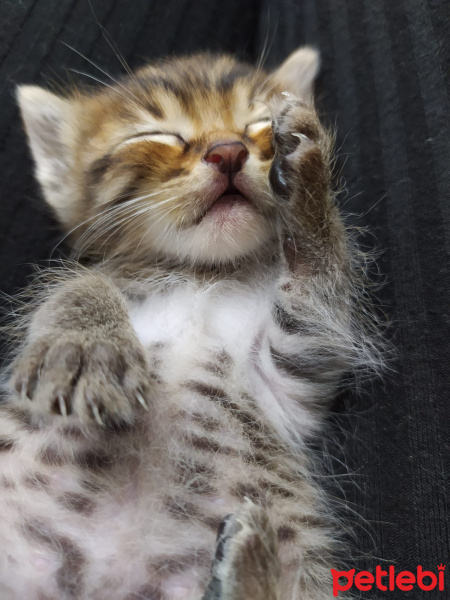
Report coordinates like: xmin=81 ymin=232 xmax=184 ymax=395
xmin=272 ymin=47 xmax=320 ymax=99
xmin=17 ymin=85 xmax=76 ymax=223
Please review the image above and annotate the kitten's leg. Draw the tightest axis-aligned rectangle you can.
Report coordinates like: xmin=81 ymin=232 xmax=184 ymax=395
xmin=263 ymin=100 xmax=352 ymax=600
xmin=269 ymin=95 xmax=352 ymax=374
xmin=203 ymin=501 xmax=280 ymax=600
xmin=0 ymin=273 xmax=152 ymax=599
xmin=9 ymin=272 xmax=151 ymax=429
xmin=270 ymin=95 xmax=348 ymax=280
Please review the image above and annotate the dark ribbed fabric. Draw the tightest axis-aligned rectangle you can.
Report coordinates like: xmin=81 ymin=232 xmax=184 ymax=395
xmin=0 ymin=1 xmax=448 ymax=596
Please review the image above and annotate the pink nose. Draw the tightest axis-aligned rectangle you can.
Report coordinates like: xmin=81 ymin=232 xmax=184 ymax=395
xmin=204 ymin=142 xmax=248 ymax=175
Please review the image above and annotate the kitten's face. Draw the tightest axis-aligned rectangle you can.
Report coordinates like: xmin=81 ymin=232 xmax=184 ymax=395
xmin=18 ymin=50 xmax=319 ymax=267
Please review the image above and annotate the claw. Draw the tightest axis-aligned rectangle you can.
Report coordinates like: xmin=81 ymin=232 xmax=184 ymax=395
xmin=291 ymin=132 xmax=310 ymax=143
xmin=136 ymin=392 xmax=149 ymax=411
xmin=91 ymin=403 xmax=104 ymax=427
xmin=281 ymin=91 xmax=291 ymax=97
xmin=58 ymin=394 xmax=68 ymax=417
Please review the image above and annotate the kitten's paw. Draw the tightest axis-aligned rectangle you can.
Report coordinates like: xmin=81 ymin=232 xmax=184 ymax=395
xmin=269 ymin=96 xmax=335 ymax=274
xmin=203 ymin=501 xmax=279 ymax=600
xmin=269 ymin=96 xmax=322 ymax=198
xmin=11 ymin=333 xmax=151 ymax=429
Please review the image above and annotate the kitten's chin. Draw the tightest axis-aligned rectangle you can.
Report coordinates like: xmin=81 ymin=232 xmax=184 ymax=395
xmin=150 ymin=206 xmax=273 ymax=265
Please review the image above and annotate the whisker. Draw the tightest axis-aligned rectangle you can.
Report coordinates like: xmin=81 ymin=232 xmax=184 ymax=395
xmin=73 ymin=194 xmax=182 ymax=258
xmin=253 ymin=5 xmax=278 ymax=83
xmin=54 ymin=191 xmax=165 ymax=253
xmin=60 ymin=42 xmax=143 ymax=108
xmin=89 ymin=202 xmax=172 ymax=255
xmin=65 ymin=195 xmax=162 ymax=256
xmin=86 ymin=0 xmax=143 ymax=92
xmin=67 ymin=69 xmax=136 ymax=104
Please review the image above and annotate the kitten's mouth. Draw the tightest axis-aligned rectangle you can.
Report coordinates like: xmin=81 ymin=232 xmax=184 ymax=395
xmin=210 ymin=186 xmax=249 ymax=210
xmin=199 ymin=184 xmax=253 ymax=223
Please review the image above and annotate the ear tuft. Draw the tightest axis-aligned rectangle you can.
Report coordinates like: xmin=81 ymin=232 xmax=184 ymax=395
xmin=17 ymin=85 xmax=75 ymax=224
xmin=272 ymin=47 xmax=320 ymax=99
xmin=17 ymin=85 xmax=72 ymax=153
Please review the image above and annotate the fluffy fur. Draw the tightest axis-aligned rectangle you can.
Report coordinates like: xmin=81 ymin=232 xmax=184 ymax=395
xmin=0 ymin=48 xmax=382 ymax=600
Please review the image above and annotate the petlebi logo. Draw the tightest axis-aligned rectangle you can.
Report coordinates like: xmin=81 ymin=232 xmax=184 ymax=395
xmin=331 ymin=564 xmax=446 ymax=596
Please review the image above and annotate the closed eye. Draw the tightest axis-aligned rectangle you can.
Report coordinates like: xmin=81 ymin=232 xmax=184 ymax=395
xmin=118 ymin=131 xmax=185 ymax=148
xmin=245 ymin=119 xmax=272 ymax=136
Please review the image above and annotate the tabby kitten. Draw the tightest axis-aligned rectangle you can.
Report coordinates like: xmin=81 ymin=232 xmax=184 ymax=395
xmin=0 ymin=48 xmax=377 ymax=600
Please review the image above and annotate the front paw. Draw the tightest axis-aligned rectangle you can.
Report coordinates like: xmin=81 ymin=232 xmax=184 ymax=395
xmin=269 ymin=96 xmax=338 ymax=276
xmin=11 ymin=332 xmax=151 ymax=429
xmin=269 ymin=95 xmax=322 ymax=198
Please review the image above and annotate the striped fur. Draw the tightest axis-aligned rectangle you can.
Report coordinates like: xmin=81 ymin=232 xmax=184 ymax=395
xmin=0 ymin=48 xmax=382 ymax=599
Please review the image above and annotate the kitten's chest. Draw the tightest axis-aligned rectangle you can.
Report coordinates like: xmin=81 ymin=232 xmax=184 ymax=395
xmin=126 ymin=281 xmax=274 ymax=375
xmin=126 ymin=278 xmax=315 ymax=443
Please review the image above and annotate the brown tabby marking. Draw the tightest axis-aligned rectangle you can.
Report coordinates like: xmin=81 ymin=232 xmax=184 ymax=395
xmin=55 ymin=538 xmax=86 ymax=597
xmin=190 ymin=412 xmax=222 ymax=432
xmin=244 ymin=451 xmax=277 ymax=471
xmin=258 ymin=479 xmax=296 ymax=499
xmin=24 ymin=519 xmax=86 ymax=597
xmin=270 ymin=346 xmax=326 ymax=383
xmin=177 ymin=410 xmax=221 ymax=432
xmin=75 ymin=449 xmax=114 ymax=472
xmin=0 ymin=476 xmax=16 ymax=489
xmin=24 ymin=472 xmax=50 ymax=489
xmin=165 ymin=497 xmax=221 ymax=530
xmin=58 ymin=492 xmax=95 ymax=515
xmin=201 ymin=350 xmax=233 ymax=377
xmin=247 ymin=433 xmax=279 ymax=453
xmin=232 ymin=482 xmax=264 ymax=502
xmin=59 ymin=424 xmax=84 ymax=439
xmin=188 ymin=434 xmax=237 ymax=456
xmin=176 ymin=461 xmax=216 ymax=495
xmin=277 ymin=525 xmax=297 ymax=542
xmin=0 ymin=437 xmax=16 ymax=452
xmin=245 ymin=126 xmax=274 ymax=161
xmin=5 ymin=405 xmax=40 ymax=431
xmin=186 ymin=381 xmax=264 ymax=438
xmin=39 ymin=445 xmax=67 ymax=466
xmin=273 ymin=303 xmax=311 ymax=335
xmin=80 ymin=477 xmax=104 ymax=494
xmin=186 ymin=381 xmax=228 ymax=402
xmin=290 ymin=514 xmax=328 ymax=528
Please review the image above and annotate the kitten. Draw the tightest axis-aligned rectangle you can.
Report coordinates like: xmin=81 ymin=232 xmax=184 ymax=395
xmin=0 ymin=48 xmax=379 ymax=600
